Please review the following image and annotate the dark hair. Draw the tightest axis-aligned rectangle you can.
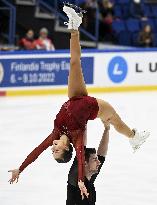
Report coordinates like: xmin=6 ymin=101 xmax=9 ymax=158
xmin=55 ymin=143 xmax=73 ymax=163
xmin=85 ymin=148 xmax=96 ymax=162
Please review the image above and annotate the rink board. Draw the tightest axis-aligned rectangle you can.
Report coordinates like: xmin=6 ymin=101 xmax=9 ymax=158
xmin=0 ymin=49 xmax=157 ymax=96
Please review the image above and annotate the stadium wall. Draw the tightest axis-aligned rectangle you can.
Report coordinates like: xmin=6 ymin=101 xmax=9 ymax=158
xmin=0 ymin=49 xmax=157 ymax=96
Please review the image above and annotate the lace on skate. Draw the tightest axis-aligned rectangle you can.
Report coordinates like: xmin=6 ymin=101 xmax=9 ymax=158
xmin=63 ymin=1 xmax=87 ymax=14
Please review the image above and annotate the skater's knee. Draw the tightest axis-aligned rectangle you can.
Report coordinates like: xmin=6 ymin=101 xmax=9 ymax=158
xmin=70 ymin=58 xmax=81 ymax=66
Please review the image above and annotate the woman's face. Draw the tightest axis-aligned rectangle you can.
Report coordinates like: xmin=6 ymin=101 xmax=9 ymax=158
xmin=40 ymin=32 xmax=47 ymax=39
xmin=27 ymin=30 xmax=34 ymax=39
xmin=144 ymin=25 xmax=151 ymax=33
xmin=51 ymin=139 xmax=67 ymax=160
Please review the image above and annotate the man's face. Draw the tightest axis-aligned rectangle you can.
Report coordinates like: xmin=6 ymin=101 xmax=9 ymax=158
xmin=86 ymin=153 xmax=101 ymax=174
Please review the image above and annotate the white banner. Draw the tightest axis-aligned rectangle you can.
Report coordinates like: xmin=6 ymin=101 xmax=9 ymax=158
xmin=93 ymin=51 xmax=157 ymax=87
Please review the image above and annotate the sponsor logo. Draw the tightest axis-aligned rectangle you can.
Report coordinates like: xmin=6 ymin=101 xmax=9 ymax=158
xmin=108 ymin=56 xmax=128 ymax=83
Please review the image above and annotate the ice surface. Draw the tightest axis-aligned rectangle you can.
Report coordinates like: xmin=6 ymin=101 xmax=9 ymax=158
xmin=0 ymin=92 xmax=157 ymax=205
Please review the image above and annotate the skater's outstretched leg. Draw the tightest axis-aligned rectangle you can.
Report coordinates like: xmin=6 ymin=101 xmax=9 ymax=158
xmin=68 ymin=31 xmax=88 ymax=98
xmin=96 ymin=99 xmax=134 ymax=137
xmin=63 ymin=4 xmax=87 ymax=98
xmin=96 ymin=99 xmax=150 ymax=152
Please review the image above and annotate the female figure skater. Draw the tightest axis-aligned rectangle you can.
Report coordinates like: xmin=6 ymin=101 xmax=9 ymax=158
xmin=8 ymin=4 xmax=149 ymax=199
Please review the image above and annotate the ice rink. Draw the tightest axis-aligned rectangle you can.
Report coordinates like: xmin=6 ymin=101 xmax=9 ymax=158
xmin=0 ymin=92 xmax=157 ymax=205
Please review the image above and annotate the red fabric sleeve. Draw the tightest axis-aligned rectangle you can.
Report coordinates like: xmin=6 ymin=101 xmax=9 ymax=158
xmin=71 ymin=130 xmax=85 ymax=182
xmin=19 ymin=129 xmax=59 ymax=173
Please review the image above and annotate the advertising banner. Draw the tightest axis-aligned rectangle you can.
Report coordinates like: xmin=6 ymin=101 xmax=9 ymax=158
xmin=0 ymin=55 xmax=94 ymax=88
xmin=94 ymin=51 xmax=157 ymax=87
xmin=0 ymin=50 xmax=157 ymax=95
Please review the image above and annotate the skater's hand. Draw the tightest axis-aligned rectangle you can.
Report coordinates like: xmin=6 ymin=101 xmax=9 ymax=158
xmin=101 ymin=120 xmax=110 ymax=130
xmin=8 ymin=169 xmax=20 ymax=184
xmin=78 ymin=180 xmax=89 ymax=200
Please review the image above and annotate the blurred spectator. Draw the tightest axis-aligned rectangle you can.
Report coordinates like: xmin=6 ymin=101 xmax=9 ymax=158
xmin=35 ymin=28 xmax=55 ymax=51
xmin=19 ymin=29 xmax=36 ymax=50
xmin=99 ymin=0 xmax=114 ymax=18
xmin=99 ymin=0 xmax=115 ymax=42
xmin=138 ymin=24 xmax=154 ymax=47
xmin=129 ymin=0 xmax=147 ymax=20
xmin=80 ymin=0 xmax=98 ymax=34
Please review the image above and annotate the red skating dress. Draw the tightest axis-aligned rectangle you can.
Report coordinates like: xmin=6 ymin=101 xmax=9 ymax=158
xmin=19 ymin=96 xmax=99 ymax=182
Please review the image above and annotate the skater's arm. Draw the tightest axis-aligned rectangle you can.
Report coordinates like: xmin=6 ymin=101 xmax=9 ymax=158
xmin=90 ymin=122 xmax=110 ymax=183
xmin=8 ymin=130 xmax=59 ymax=184
xmin=72 ymin=131 xmax=85 ymax=182
xmin=72 ymin=131 xmax=89 ymax=199
xmin=97 ymin=121 xmax=110 ymax=157
xmin=19 ymin=130 xmax=58 ymax=173
xmin=84 ymin=129 xmax=87 ymax=146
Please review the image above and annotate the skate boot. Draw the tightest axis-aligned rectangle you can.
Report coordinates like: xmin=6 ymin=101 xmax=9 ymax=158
xmin=63 ymin=4 xmax=83 ymax=30
xmin=129 ymin=129 xmax=150 ymax=153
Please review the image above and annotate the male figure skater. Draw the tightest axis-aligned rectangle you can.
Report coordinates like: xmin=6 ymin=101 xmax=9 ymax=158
xmin=66 ymin=121 xmax=110 ymax=205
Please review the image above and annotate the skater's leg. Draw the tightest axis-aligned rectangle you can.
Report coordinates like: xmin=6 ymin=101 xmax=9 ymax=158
xmin=109 ymin=112 xmax=134 ymax=138
xmin=96 ymin=99 xmax=134 ymax=138
xmin=97 ymin=98 xmax=150 ymax=152
xmin=68 ymin=31 xmax=88 ymax=98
